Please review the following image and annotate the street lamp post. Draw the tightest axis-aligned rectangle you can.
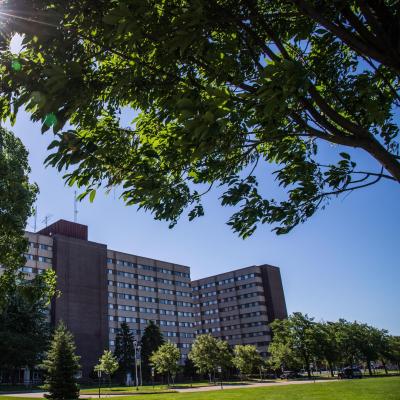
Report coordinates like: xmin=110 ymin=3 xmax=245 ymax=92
xmin=138 ymin=345 xmax=142 ymax=386
xmin=133 ymin=339 xmax=139 ymax=391
xmin=133 ymin=340 xmax=142 ymax=390
xmin=217 ymin=366 xmax=223 ymax=390
xmin=97 ymin=370 xmax=102 ymax=399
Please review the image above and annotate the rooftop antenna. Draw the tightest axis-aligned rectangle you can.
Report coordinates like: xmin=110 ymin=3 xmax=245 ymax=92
xmin=74 ymin=191 xmax=78 ymax=223
xmin=42 ymin=214 xmax=53 ymax=228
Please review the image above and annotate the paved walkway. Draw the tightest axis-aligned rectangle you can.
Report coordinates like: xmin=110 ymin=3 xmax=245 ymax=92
xmin=174 ymin=379 xmax=336 ymax=393
xmin=1 ymin=379 xmax=337 ymax=398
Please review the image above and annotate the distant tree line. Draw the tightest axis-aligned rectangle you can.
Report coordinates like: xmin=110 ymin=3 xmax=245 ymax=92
xmin=268 ymin=312 xmax=400 ymax=377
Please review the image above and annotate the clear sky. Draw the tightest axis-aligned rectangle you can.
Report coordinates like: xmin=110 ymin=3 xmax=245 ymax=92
xmin=8 ymin=107 xmax=400 ymax=336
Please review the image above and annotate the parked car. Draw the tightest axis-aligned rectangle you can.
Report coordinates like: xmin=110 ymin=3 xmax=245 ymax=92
xmin=280 ymin=371 xmax=300 ymax=379
xmin=338 ymin=367 xmax=362 ymax=379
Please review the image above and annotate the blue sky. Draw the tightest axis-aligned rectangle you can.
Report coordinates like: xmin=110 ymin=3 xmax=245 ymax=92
xmin=8 ymin=108 xmax=400 ymax=335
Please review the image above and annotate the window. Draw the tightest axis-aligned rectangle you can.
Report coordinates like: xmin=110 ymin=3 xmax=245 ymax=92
xmin=38 ymin=256 xmax=52 ymax=263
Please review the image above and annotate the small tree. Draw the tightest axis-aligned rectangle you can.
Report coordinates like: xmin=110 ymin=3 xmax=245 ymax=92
xmin=232 ymin=345 xmax=263 ymax=379
xmin=189 ymin=334 xmax=232 ymax=383
xmin=95 ymin=350 xmax=119 ymax=389
xmin=114 ymin=322 xmax=135 ymax=384
xmin=41 ymin=321 xmax=81 ymax=400
xmin=140 ymin=321 xmax=165 ymax=382
xmin=150 ymin=342 xmax=180 ymax=387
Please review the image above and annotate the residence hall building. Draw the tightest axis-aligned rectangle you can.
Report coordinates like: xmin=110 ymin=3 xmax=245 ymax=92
xmin=16 ymin=220 xmax=287 ymax=377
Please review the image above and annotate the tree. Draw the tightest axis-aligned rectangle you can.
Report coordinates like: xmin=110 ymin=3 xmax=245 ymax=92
xmin=140 ymin=321 xmax=164 ymax=382
xmin=149 ymin=342 xmax=180 ymax=387
xmin=269 ymin=313 xmax=320 ymax=378
xmin=95 ymin=350 xmax=119 ymax=388
xmin=0 ymin=127 xmax=37 ymax=303
xmin=387 ymin=336 xmax=400 ymax=372
xmin=314 ymin=322 xmax=342 ymax=377
xmin=0 ymin=269 xmax=57 ymax=383
xmin=268 ymin=319 xmax=302 ymax=373
xmin=232 ymin=345 xmax=263 ymax=378
xmin=41 ymin=321 xmax=81 ymax=400
xmin=1 ymin=1 xmax=399 ymax=237
xmin=350 ymin=323 xmax=389 ymax=376
xmin=113 ymin=322 xmax=135 ymax=384
xmin=189 ymin=334 xmax=232 ymax=383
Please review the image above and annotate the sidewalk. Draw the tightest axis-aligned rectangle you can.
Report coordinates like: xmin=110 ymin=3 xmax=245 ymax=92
xmin=2 ymin=379 xmax=337 ymax=398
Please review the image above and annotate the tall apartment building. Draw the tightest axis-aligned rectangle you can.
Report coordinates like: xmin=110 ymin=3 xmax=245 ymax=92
xmin=192 ymin=266 xmax=287 ymax=357
xmin=8 ymin=219 xmax=287 ymax=377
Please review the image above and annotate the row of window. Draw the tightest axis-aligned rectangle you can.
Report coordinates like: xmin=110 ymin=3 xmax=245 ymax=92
xmin=109 ymin=327 xmax=195 ymax=341
xmin=195 ymin=291 xmax=262 ymax=307
xmin=108 ymin=292 xmax=192 ymax=306
xmin=109 ymin=316 xmax=194 ymax=327
xmin=192 ymin=273 xmax=256 ymax=291
xmin=108 ymin=274 xmax=190 ymax=288
xmin=192 ymin=282 xmax=259 ymax=300
xmin=107 ymin=260 xmax=190 ymax=279
xmin=217 ymin=331 xmax=268 ymax=340
xmin=195 ymin=301 xmax=264 ymax=316
xmin=109 ymin=304 xmax=194 ymax=317
xmin=109 ymin=339 xmax=189 ymax=348
xmin=20 ymin=267 xmax=47 ymax=274
xmin=220 ymin=311 xmax=266 ymax=322
xmin=25 ymin=254 xmax=52 ymax=263
xmin=29 ymin=242 xmax=53 ymax=251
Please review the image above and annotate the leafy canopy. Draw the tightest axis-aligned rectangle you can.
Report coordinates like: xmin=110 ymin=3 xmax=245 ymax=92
xmin=0 ymin=126 xmax=38 ymax=274
xmin=0 ymin=1 xmax=399 ymax=236
xmin=149 ymin=342 xmax=180 ymax=377
xmin=232 ymin=345 xmax=263 ymax=376
xmin=268 ymin=313 xmax=397 ymax=376
xmin=189 ymin=334 xmax=232 ymax=376
xmin=0 ymin=269 xmax=57 ymax=373
xmin=95 ymin=350 xmax=119 ymax=377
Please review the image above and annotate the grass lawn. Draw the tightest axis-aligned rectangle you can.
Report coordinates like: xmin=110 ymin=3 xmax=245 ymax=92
xmin=79 ymin=381 xmax=253 ymax=395
xmin=0 ymin=377 xmax=399 ymax=400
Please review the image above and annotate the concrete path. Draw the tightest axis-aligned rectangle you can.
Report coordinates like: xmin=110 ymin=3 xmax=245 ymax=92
xmin=1 ymin=379 xmax=337 ymax=398
xmin=174 ymin=379 xmax=337 ymax=393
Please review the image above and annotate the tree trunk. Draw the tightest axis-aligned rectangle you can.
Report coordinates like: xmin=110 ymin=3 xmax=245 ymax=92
xmin=367 ymin=360 xmax=373 ymax=376
xmin=381 ymin=359 xmax=388 ymax=375
xmin=328 ymin=362 xmax=334 ymax=377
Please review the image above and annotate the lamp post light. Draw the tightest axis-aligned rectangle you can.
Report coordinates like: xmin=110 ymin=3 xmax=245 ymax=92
xmin=138 ymin=345 xmax=142 ymax=386
xmin=133 ymin=339 xmax=139 ymax=391
xmin=97 ymin=370 xmax=102 ymax=399
xmin=217 ymin=366 xmax=223 ymax=390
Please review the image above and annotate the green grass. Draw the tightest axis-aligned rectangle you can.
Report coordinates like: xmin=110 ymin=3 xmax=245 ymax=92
xmin=79 ymin=381 xmax=253 ymax=395
xmin=0 ymin=377 xmax=399 ymax=400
